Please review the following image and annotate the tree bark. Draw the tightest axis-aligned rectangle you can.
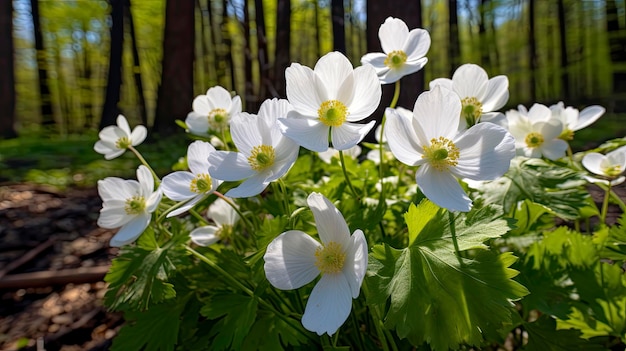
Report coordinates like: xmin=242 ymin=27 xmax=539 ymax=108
xmin=255 ymin=0 xmax=270 ymax=103
xmin=0 ymin=0 xmax=17 ymax=139
xmin=125 ymin=0 xmax=148 ymax=127
xmin=31 ymin=0 xmax=55 ymax=130
xmin=273 ymin=0 xmax=291 ymax=98
xmin=448 ymin=0 xmax=461 ymax=76
xmin=606 ymin=0 xmax=626 ymax=93
xmin=331 ymin=0 xmax=346 ymax=54
xmin=100 ymin=0 xmax=124 ymax=129
xmin=153 ymin=0 xmax=195 ymax=136
xmin=528 ymin=0 xmax=537 ymax=101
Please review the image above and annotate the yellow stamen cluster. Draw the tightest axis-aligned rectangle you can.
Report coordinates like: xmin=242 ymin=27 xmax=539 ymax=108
xmin=216 ymin=224 xmax=234 ymax=241
xmin=384 ymin=50 xmax=408 ymax=69
xmin=124 ymin=195 xmax=146 ymax=215
xmin=460 ymin=97 xmax=483 ymax=126
xmin=314 ymin=241 xmax=346 ymax=275
xmin=248 ymin=145 xmax=276 ymax=171
xmin=603 ymin=165 xmax=623 ymax=178
xmin=189 ymin=173 xmax=213 ymax=193
xmin=318 ymin=100 xmax=348 ymax=127
xmin=559 ymin=128 xmax=575 ymax=141
xmin=115 ymin=136 xmax=132 ymax=150
xmin=525 ymin=132 xmax=544 ymax=148
xmin=422 ymin=137 xmax=460 ymax=171
xmin=208 ymin=108 xmax=228 ymax=131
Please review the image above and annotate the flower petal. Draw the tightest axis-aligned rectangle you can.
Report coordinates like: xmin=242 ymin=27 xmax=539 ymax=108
xmin=110 ymin=214 xmax=151 ymax=247
xmin=161 ymin=171 xmax=196 ymax=201
xmin=428 ymin=77 xmax=454 ymax=91
xmin=264 ymin=230 xmax=321 ymax=290
xmin=286 ymin=63 xmax=323 ymax=116
xmin=98 ymin=204 xmax=131 ymax=229
xmin=574 ymin=105 xmax=605 ymax=131
xmin=344 ymin=229 xmax=367 ymax=298
xmin=185 ymin=111 xmax=210 ymax=135
xmin=451 ymin=64 xmax=488 ymax=100
xmin=130 ymin=125 xmax=147 ymax=146
xmin=582 ymin=153 xmax=606 ymax=176
xmin=205 ymin=85 xmax=234 ymax=110
xmin=191 ymin=94 xmax=210 ymax=115
xmin=541 ymin=139 xmax=568 ymax=161
xmin=379 ymin=58 xmax=428 ymax=85
xmin=307 ymin=192 xmax=351 ymax=249
xmin=278 ymin=115 xmax=330 ymax=152
xmin=137 ymin=165 xmax=154 ymax=197
xmin=346 ymin=65 xmax=381 ymax=121
xmin=208 ymin=151 xmax=255 ymax=181
xmin=314 ymin=52 xmax=354 ymax=99
xmin=301 ymin=273 xmax=353 ymax=336
xmin=403 ymin=28 xmax=431 ymax=61
xmin=379 ymin=17 xmax=408 ymax=53
xmin=187 ymin=141 xmax=215 ymax=175
xmin=480 ymin=75 xmax=509 ymax=112
xmin=412 ymin=86 xmax=461 ymax=140
xmin=208 ymin=198 xmax=239 ymax=227
xmin=229 ymin=113 xmax=262 ymax=156
xmin=385 ymin=108 xmax=424 ymax=166
xmin=116 ymin=115 xmax=131 ymax=136
xmin=331 ymin=121 xmax=375 ymax=151
xmin=415 ymin=165 xmax=472 ymax=212
xmin=190 ymin=226 xmax=221 ymax=246
xmin=166 ymin=194 xmax=203 ymax=217
xmin=225 ymin=173 xmax=270 ymax=198
xmin=360 ymin=52 xmax=390 ymax=75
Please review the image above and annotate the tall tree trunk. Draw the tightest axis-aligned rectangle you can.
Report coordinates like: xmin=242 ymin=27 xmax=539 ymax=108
xmin=478 ymin=0 xmax=491 ymax=69
xmin=0 ymin=0 xmax=17 ymax=138
xmin=273 ymin=0 xmax=291 ymax=98
xmin=528 ymin=0 xmax=537 ymax=101
xmin=153 ymin=0 xmax=195 ymax=135
xmin=448 ymin=0 xmax=461 ymax=76
xmin=243 ymin=0 xmax=255 ymax=110
xmin=606 ymin=0 xmax=626 ymax=93
xmin=81 ymin=18 xmax=93 ymax=129
xmin=100 ymin=0 xmax=124 ymax=129
xmin=30 ymin=0 xmax=55 ymax=130
xmin=221 ymin=0 xmax=235 ymax=91
xmin=125 ymin=0 xmax=148 ymax=126
xmin=255 ymin=0 xmax=270 ymax=103
xmin=314 ymin=0 xmax=321 ymax=58
xmin=331 ymin=0 xmax=345 ymax=54
xmin=558 ymin=0 xmax=570 ymax=101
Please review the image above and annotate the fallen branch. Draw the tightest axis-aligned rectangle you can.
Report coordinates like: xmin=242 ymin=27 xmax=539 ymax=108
xmin=0 ymin=266 xmax=110 ymax=289
xmin=0 ymin=236 xmax=56 ymax=279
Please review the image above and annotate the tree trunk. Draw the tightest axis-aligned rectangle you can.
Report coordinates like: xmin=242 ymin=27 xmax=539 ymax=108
xmin=448 ymin=0 xmax=460 ymax=76
xmin=243 ymin=0 xmax=256 ymax=110
xmin=81 ymin=18 xmax=93 ymax=129
xmin=273 ymin=0 xmax=291 ymax=98
xmin=153 ymin=0 xmax=195 ymax=136
xmin=528 ymin=0 xmax=537 ymax=101
xmin=125 ymin=0 xmax=148 ymax=127
xmin=100 ymin=0 xmax=124 ymax=129
xmin=0 ymin=0 xmax=17 ymax=138
xmin=331 ymin=0 xmax=345 ymax=54
xmin=255 ymin=0 xmax=270 ymax=103
xmin=221 ymin=0 xmax=235 ymax=91
xmin=30 ymin=0 xmax=55 ymax=130
xmin=478 ymin=0 xmax=491 ymax=69
xmin=606 ymin=0 xmax=626 ymax=93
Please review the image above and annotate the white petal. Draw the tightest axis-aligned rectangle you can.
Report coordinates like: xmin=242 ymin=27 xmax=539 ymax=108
xmin=109 ymin=213 xmax=151 ymax=247
xmin=480 ymin=76 xmax=509 ymax=112
xmin=307 ymin=193 xmax=351 ymax=249
xmin=208 ymin=151 xmax=255 ymax=181
xmin=301 ymin=274 xmax=353 ymax=336
xmin=331 ymin=121 xmax=375 ymax=151
xmin=360 ymin=52 xmax=390 ymax=74
xmin=191 ymin=94 xmax=211 ymax=115
xmin=225 ymin=173 xmax=270 ymax=198
xmin=231 ymin=113 xmax=262 ymax=156
xmin=258 ymin=98 xmax=292 ymax=125
xmin=582 ymin=153 xmax=606 ymax=176
xmin=573 ymin=105 xmax=605 ymax=131
xmin=451 ymin=64 xmax=488 ymax=100
xmin=403 ymin=28 xmax=431 ymax=60
xmin=94 ymin=140 xmax=115 ymax=155
xmin=286 ymin=63 xmax=323 ymax=116
xmin=166 ymin=195 xmax=203 ymax=217
xmin=536 ymin=119 xmax=564 ymax=140
xmin=526 ymin=103 xmax=552 ymax=123
xmin=206 ymin=86 xmax=233 ymax=110
xmin=98 ymin=204 xmax=131 ymax=229
xmin=429 ymin=78 xmax=454 ymax=91
xmin=278 ymin=115 xmax=330 ymax=152
xmin=229 ymin=95 xmax=242 ymax=116
xmin=187 ymin=141 xmax=216 ymax=175
xmin=264 ymin=230 xmax=321 ymax=290
xmin=130 ymin=125 xmax=147 ymax=146
xmin=415 ymin=165 xmax=472 ymax=212
xmin=103 ymin=148 xmax=125 ymax=160
xmin=379 ymin=17 xmax=409 ymax=53
xmin=185 ymin=111 xmax=210 ymax=135
xmin=344 ymin=230 xmax=367 ymax=298
xmin=541 ymin=139 xmax=568 ymax=161
xmin=346 ymin=65 xmax=381 ymax=121
xmin=190 ymin=226 xmax=221 ymax=246
xmin=451 ymin=123 xmax=515 ymax=180
xmin=161 ymin=171 xmax=196 ymax=201
xmin=314 ymin=52 xmax=354 ymax=99
xmin=136 ymin=165 xmax=154 ymax=197
xmin=99 ymin=126 xmax=127 ymax=144
xmin=116 ymin=115 xmax=131 ymax=136
xmin=208 ymin=198 xmax=239 ymax=226
xmin=385 ymin=108 xmax=424 ymax=166
xmin=413 ymin=86 xmax=461 ymax=139
xmin=98 ymin=177 xmax=138 ymax=202
xmin=379 ymin=58 xmax=428 ymax=85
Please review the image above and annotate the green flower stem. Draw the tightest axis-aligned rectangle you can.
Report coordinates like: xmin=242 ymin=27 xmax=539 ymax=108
xmin=339 ymin=150 xmax=360 ymax=200
xmin=351 ymin=302 xmax=366 ymax=351
xmin=157 ymin=195 xmax=208 ymax=223
xmin=362 ymin=284 xmax=392 ymax=351
xmin=448 ymin=211 xmax=464 ymax=265
xmin=600 ymin=183 xmax=612 ymax=224
xmin=378 ymin=81 xmax=402 ymax=203
xmin=128 ymin=145 xmax=159 ymax=184
xmin=185 ymin=245 xmax=318 ymax=344
xmin=189 ymin=208 xmax=208 ymax=224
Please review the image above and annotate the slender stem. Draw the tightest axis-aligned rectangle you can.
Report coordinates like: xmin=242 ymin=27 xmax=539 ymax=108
xmin=157 ymin=195 xmax=206 ymax=223
xmin=350 ymin=302 xmax=366 ymax=351
xmin=362 ymin=284 xmax=391 ymax=351
xmin=378 ymin=81 xmax=402 ymax=202
xmin=601 ymin=183 xmax=612 ymax=224
xmin=448 ymin=211 xmax=464 ymax=265
xmin=128 ymin=145 xmax=159 ymax=183
xmin=185 ymin=246 xmax=318 ymax=344
xmin=389 ymin=80 xmax=401 ymax=109
xmin=339 ymin=150 xmax=360 ymax=200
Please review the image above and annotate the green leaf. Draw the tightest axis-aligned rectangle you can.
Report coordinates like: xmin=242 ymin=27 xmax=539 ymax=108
xmin=594 ymin=214 xmax=626 ymax=262
xmin=526 ymin=227 xmax=598 ymax=270
xmin=111 ymin=296 xmax=189 ymax=351
xmin=241 ymin=312 xmax=309 ymax=351
xmin=367 ymin=200 xmax=528 ymax=350
xmin=476 ymin=157 xmax=588 ymax=220
xmin=201 ymin=293 xmax=258 ymax=350
xmin=525 ymin=315 xmax=609 ymax=351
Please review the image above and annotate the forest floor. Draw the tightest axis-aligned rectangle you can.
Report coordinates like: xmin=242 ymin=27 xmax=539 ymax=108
xmin=0 ymin=180 xmax=625 ymax=351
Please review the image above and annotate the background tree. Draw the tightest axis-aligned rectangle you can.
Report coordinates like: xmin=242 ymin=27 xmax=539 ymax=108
xmin=528 ymin=0 xmax=537 ymax=101
xmin=30 ymin=0 xmax=55 ymax=130
xmin=606 ymin=0 xmax=626 ymax=94
xmin=273 ymin=0 xmax=291 ymax=98
xmin=331 ymin=0 xmax=345 ymax=54
xmin=153 ymin=0 xmax=195 ymax=136
xmin=0 ymin=0 xmax=17 ymax=139
xmin=448 ymin=0 xmax=460 ymax=76
xmin=100 ymin=0 xmax=124 ymax=129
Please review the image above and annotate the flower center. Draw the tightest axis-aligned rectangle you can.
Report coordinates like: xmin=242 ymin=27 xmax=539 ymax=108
xmin=124 ymin=195 xmax=146 ymax=215
xmin=460 ymin=97 xmax=483 ymax=127
xmin=217 ymin=224 xmax=234 ymax=240
xmin=314 ymin=241 xmax=346 ymax=275
xmin=115 ymin=136 xmax=131 ymax=150
xmin=189 ymin=173 xmax=213 ymax=194
xmin=318 ymin=100 xmax=348 ymax=127
xmin=558 ymin=128 xmax=575 ymax=141
xmin=525 ymin=132 xmax=544 ymax=148
xmin=384 ymin=50 xmax=408 ymax=69
xmin=422 ymin=137 xmax=460 ymax=171
xmin=208 ymin=108 xmax=229 ymax=131
xmin=602 ymin=165 xmax=623 ymax=178
xmin=248 ymin=145 xmax=276 ymax=171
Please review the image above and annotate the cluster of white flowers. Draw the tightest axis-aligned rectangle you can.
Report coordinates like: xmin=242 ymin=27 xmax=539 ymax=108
xmin=92 ymin=15 xmax=612 ymax=337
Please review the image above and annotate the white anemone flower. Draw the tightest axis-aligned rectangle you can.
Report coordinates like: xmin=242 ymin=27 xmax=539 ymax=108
xmin=208 ymin=98 xmax=300 ymax=198
xmin=429 ymin=63 xmax=509 ymax=129
xmin=385 ymin=86 xmax=515 ymax=212
xmin=549 ymin=101 xmax=606 ymax=141
xmin=185 ymin=85 xmax=242 ymax=136
xmin=365 ymin=109 xmax=410 ymax=164
xmin=360 ymin=17 xmax=431 ymax=84
xmin=318 ymin=145 xmax=361 ymax=164
xmin=278 ymin=52 xmax=381 ymax=152
xmin=263 ymin=192 xmax=367 ymax=336
xmin=97 ymin=165 xmax=162 ymax=247
xmin=582 ymin=146 xmax=626 ymax=181
xmin=505 ymin=103 xmax=568 ymax=160
xmin=94 ymin=114 xmax=147 ymax=160
xmin=190 ymin=197 xmax=240 ymax=246
xmin=161 ymin=141 xmax=220 ymax=217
